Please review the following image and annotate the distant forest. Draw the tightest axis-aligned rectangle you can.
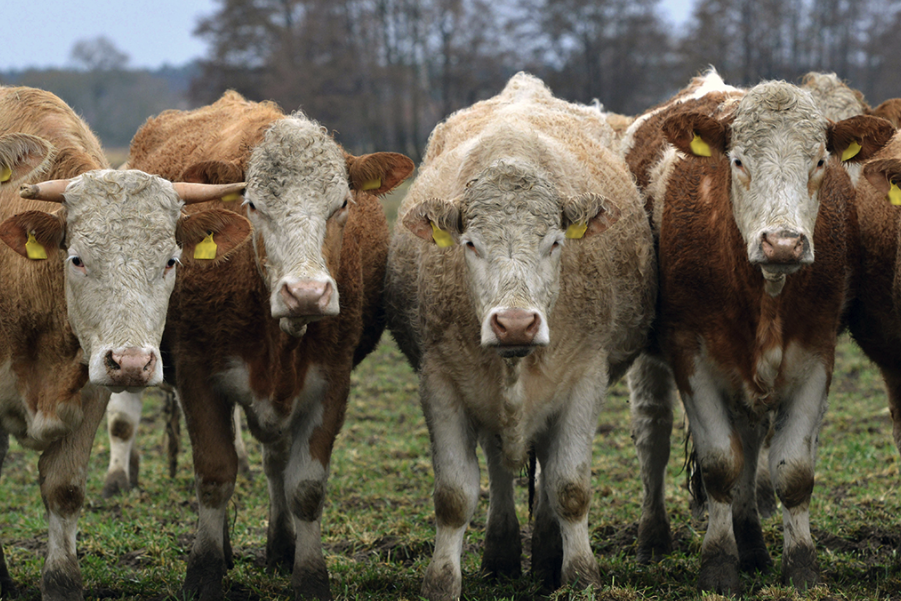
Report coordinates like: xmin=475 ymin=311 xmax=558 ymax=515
xmin=3 ymin=0 xmax=900 ymax=159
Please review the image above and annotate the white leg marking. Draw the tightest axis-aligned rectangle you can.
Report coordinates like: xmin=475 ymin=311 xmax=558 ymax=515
xmin=106 ymin=391 xmax=143 ymax=481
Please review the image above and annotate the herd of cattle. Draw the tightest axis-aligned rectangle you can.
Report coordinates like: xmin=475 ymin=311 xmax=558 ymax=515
xmin=0 ymin=67 xmax=900 ymax=600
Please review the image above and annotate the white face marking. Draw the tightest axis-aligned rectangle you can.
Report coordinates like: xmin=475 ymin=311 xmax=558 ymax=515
xmin=63 ymin=170 xmax=185 ymax=388
xmin=244 ymin=117 xmax=351 ymax=328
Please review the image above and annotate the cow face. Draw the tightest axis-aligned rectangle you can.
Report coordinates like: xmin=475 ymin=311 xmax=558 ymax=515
xmin=404 ymin=159 xmax=620 ymax=358
xmin=664 ymin=82 xmax=892 ymax=294
xmin=243 ymin=116 xmax=414 ymax=337
xmin=0 ymin=169 xmax=250 ymax=391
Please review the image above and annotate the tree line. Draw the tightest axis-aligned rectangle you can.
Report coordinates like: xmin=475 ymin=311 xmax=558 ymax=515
xmin=3 ymin=0 xmax=901 ymax=157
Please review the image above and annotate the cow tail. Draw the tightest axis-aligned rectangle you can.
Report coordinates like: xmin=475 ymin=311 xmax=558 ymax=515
xmin=684 ymin=432 xmax=707 ymax=518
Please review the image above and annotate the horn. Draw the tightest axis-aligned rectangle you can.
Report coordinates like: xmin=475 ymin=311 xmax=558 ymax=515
xmin=171 ymin=182 xmax=246 ymax=205
xmin=19 ymin=179 xmax=71 ymax=203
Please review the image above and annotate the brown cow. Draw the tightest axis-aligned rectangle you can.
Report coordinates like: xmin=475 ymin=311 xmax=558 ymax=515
xmin=0 ymin=87 xmax=250 ymax=600
xmin=623 ymin=71 xmax=894 ymax=594
xmin=127 ymin=91 xmax=414 ymax=600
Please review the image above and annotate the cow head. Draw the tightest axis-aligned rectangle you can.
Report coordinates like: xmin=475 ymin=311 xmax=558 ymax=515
xmin=664 ymin=82 xmax=893 ymax=295
xmin=0 ymin=168 xmax=250 ymax=391
xmin=206 ymin=115 xmax=413 ymax=337
xmin=403 ymin=158 xmax=620 ymax=358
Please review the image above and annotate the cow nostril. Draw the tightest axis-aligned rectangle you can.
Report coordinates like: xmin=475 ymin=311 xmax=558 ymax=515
xmin=105 ymin=351 xmax=120 ymax=370
xmin=491 ymin=313 xmax=507 ymax=336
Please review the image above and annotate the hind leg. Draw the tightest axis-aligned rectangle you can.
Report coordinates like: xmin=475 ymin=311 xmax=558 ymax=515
xmin=479 ymin=432 xmax=521 ymax=579
xmin=0 ymin=429 xmax=17 ymax=597
xmin=102 ymin=391 xmax=143 ymax=498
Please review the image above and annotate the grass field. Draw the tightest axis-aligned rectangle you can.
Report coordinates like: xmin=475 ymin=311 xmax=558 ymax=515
xmin=2 ymin=334 xmax=901 ymax=601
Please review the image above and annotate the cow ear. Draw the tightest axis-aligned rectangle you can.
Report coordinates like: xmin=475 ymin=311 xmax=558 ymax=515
xmin=869 ymin=98 xmax=901 ymax=130
xmin=863 ymin=158 xmax=901 ymax=205
xmin=561 ymin=193 xmax=622 ymax=239
xmin=177 ymin=209 xmax=252 ymax=264
xmin=0 ymin=133 xmax=55 ymax=187
xmin=402 ymin=198 xmax=461 ymax=247
xmin=662 ymin=112 xmax=729 ymax=158
xmin=346 ymin=152 xmax=415 ymax=196
xmin=828 ymin=115 xmax=895 ymax=163
xmin=180 ymin=160 xmax=245 ymax=185
xmin=0 ymin=210 xmax=65 ymax=260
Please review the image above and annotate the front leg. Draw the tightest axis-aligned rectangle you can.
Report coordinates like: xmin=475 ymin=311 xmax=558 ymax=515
xmin=679 ymin=360 xmax=742 ymax=595
xmin=532 ymin=372 xmax=606 ymax=592
xmin=479 ymin=432 xmax=521 ymax=579
xmin=769 ymin=357 xmax=829 ymax=589
xmin=39 ymin=385 xmax=110 ymax=601
xmin=179 ymin=374 xmax=238 ymax=601
xmin=420 ymin=370 xmax=480 ymax=601
xmin=0 ymin=429 xmax=16 ymax=598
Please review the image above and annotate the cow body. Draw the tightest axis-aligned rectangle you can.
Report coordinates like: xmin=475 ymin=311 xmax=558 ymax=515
xmin=624 ymin=72 xmax=893 ymax=593
xmin=0 ymin=87 xmax=250 ymax=600
xmin=127 ymin=91 xmax=413 ymax=600
xmin=386 ymin=73 xmax=656 ymax=599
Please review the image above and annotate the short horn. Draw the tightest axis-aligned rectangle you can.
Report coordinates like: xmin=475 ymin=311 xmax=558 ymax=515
xmin=19 ymin=179 xmax=71 ymax=203
xmin=172 ymin=182 xmax=246 ymax=205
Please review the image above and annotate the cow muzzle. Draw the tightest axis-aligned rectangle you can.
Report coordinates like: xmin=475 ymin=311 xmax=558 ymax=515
xmin=753 ymin=230 xmax=812 ymax=274
xmin=272 ymin=277 xmax=340 ymax=320
xmin=482 ymin=308 xmax=548 ymax=358
xmin=99 ymin=347 xmax=161 ymax=391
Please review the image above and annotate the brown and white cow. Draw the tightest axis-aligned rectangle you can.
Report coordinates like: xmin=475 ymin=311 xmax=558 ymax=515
xmin=0 ymin=87 xmax=250 ymax=600
xmin=385 ymin=72 xmax=656 ymax=599
xmin=127 ymin=91 xmax=414 ymax=600
xmin=623 ymin=71 xmax=894 ymax=593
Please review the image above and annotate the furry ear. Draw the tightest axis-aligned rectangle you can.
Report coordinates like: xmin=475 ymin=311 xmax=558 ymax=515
xmin=869 ymin=98 xmax=901 ymax=130
xmin=177 ymin=209 xmax=252 ymax=263
xmin=402 ymin=198 xmax=462 ymax=247
xmin=828 ymin=115 xmax=895 ymax=163
xmin=662 ymin=112 xmax=729 ymax=158
xmin=0 ymin=133 xmax=55 ymax=187
xmin=863 ymin=158 xmax=901 ymax=204
xmin=346 ymin=152 xmax=415 ymax=195
xmin=561 ymin=193 xmax=622 ymax=239
xmin=180 ymin=160 xmax=245 ymax=185
xmin=0 ymin=210 xmax=65 ymax=260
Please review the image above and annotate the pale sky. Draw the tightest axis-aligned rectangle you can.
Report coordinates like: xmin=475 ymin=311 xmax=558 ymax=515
xmin=6 ymin=0 xmax=696 ymax=71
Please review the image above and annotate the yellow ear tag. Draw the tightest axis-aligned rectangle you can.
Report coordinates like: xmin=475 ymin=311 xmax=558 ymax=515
xmin=361 ymin=178 xmax=381 ymax=191
xmin=25 ymin=232 xmax=48 ymax=260
xmin=430 ymin=222 xmax=455 ymax=248
xmin=221 ymin=192 xmax=241 ymax=202
xmin=890 ymin=182 xmax=901 ymax=206
xmin=690 ymin=133 xmax=712 ymax=157
xmin=565 ymin=222 xmax=588 ymax=239
xmin=842 ymin=141 xmax=862 ymax=162
xmin=0 ymin=165 xmax=11 ymax=183
xmin=194 ymin=232 xmax=218 ymax=260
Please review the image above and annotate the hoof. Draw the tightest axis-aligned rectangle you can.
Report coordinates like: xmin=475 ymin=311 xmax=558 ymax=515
xmin=482 ymin=519 xmax=521 ymax=579
xmin=734 ymin=517 xmax=772 ymax=573
xmin=101 ymin=470 xmax=130 ymax=499
xmin=41 ymin=562 xmax=83 ymax=601
xmin=783 ymin=544 xmax=819 ymax=589
xmin=182 ymin=549 xmax=226 ymax=601
xmin=698 ymin=550 xmax=740 ymax=595
xmin=637 ymin=515 xmax=673 ymax=563
xmin=562 ymin=554 xmax=602 ymax=590
xmin=293 ymin=560 xmax=331 ymax=600
xmin=421 ymin=560 xmax=461 ymax=601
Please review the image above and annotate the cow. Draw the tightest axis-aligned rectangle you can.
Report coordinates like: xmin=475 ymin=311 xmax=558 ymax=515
xmin=126 ymin=90 xmax=414 ymax=600
xmin=622 ymin=70 xmax=894 ymax=594
xmin=385 ymin=72 xmax=657 ymax=600
xmin=0 ymin=86 xmax=251 ymax=600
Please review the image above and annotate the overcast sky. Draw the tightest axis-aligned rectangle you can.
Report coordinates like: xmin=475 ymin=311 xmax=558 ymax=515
xmin=7 ymin=0 xmax=696 ymax=71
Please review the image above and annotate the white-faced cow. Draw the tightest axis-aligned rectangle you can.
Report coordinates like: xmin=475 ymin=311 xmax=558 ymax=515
xmin=623 ymin=71 xmax=894 ymax=594
xmin=0 ymin=86 xmax=251 ymax=601
xmin=385 ymin=72 xmax=656 ymax=599
xmin=126 ymin=91 xmax=414 ymax=600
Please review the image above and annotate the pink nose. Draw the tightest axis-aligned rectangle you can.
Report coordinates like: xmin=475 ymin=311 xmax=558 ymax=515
xmin=105 ymin=348 xmax=157 ymax=387
xmin=760 ymin=231 xmax=807 ymax=263
xmin=490 ymin=309 xmax=541 ymax=346
xmin=279 ymin=280 xmax=334 ymax=317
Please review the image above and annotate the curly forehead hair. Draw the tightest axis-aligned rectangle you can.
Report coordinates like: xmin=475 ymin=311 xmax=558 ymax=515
xmin=731 ymin=82 xmax=828 ymax=149
xmin=462 ymin=158 xmax=559 ymax=225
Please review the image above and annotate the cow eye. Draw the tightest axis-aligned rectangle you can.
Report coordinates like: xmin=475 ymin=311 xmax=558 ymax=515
xmin=733 ymin=159 xmax=743 ymax=168
xmin=166 ymin=258 xmax=178 ymax=269
xmin=71 ymin=256 xmax=83 ymax=267
xmin=817 ymin=159 xmax=825 ymax=168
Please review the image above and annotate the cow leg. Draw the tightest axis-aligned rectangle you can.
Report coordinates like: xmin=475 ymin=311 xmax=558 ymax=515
xmin=180 ymin=379 xmax=238 ymax=601
xmin=420 ymin=373 xmax=480 ymax=601
xmin=163 ymin=388 xmax=181 ymax=479
xmin=102 ymin=391 xmax=143 ymax=498
xmin=263 ymin=436 xmax=295 ymax=572
xmin=0 ymin=429 xmax=16 ymax=598
xmin=233 ymin=406 xmax=251 ymax=476
xmin=755 ymin=419 xmax=778 ymax=518
xmin=627 ymin=353 xmax=675 ymax=563
xmin=680 ymin=363 xmax=741 ymax=595
xmin=769 ymin=361 xmax=828 ymax=590
xmin=479 ymin=431 xmax=521 ymax=579
xmin=531 ymin=441 xmax=562 ymax=589
xmin=881 ymin=367 xmax=901 ymax=458
xmin=732 ymin=416 xmax=772 ymax=573
xmin=532 ymin=377 xmax=604 ymax=592
xmin=39 ymin=385 xmax=109 ymax=601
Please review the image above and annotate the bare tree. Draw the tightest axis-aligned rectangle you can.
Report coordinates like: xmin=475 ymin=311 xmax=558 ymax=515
xmin=70 ymin=36 xmax=130 ymax=72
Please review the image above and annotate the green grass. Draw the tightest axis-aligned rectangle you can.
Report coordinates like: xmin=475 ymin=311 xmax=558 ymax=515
xmin=2 ymin=334 xmax=901 ymax=600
